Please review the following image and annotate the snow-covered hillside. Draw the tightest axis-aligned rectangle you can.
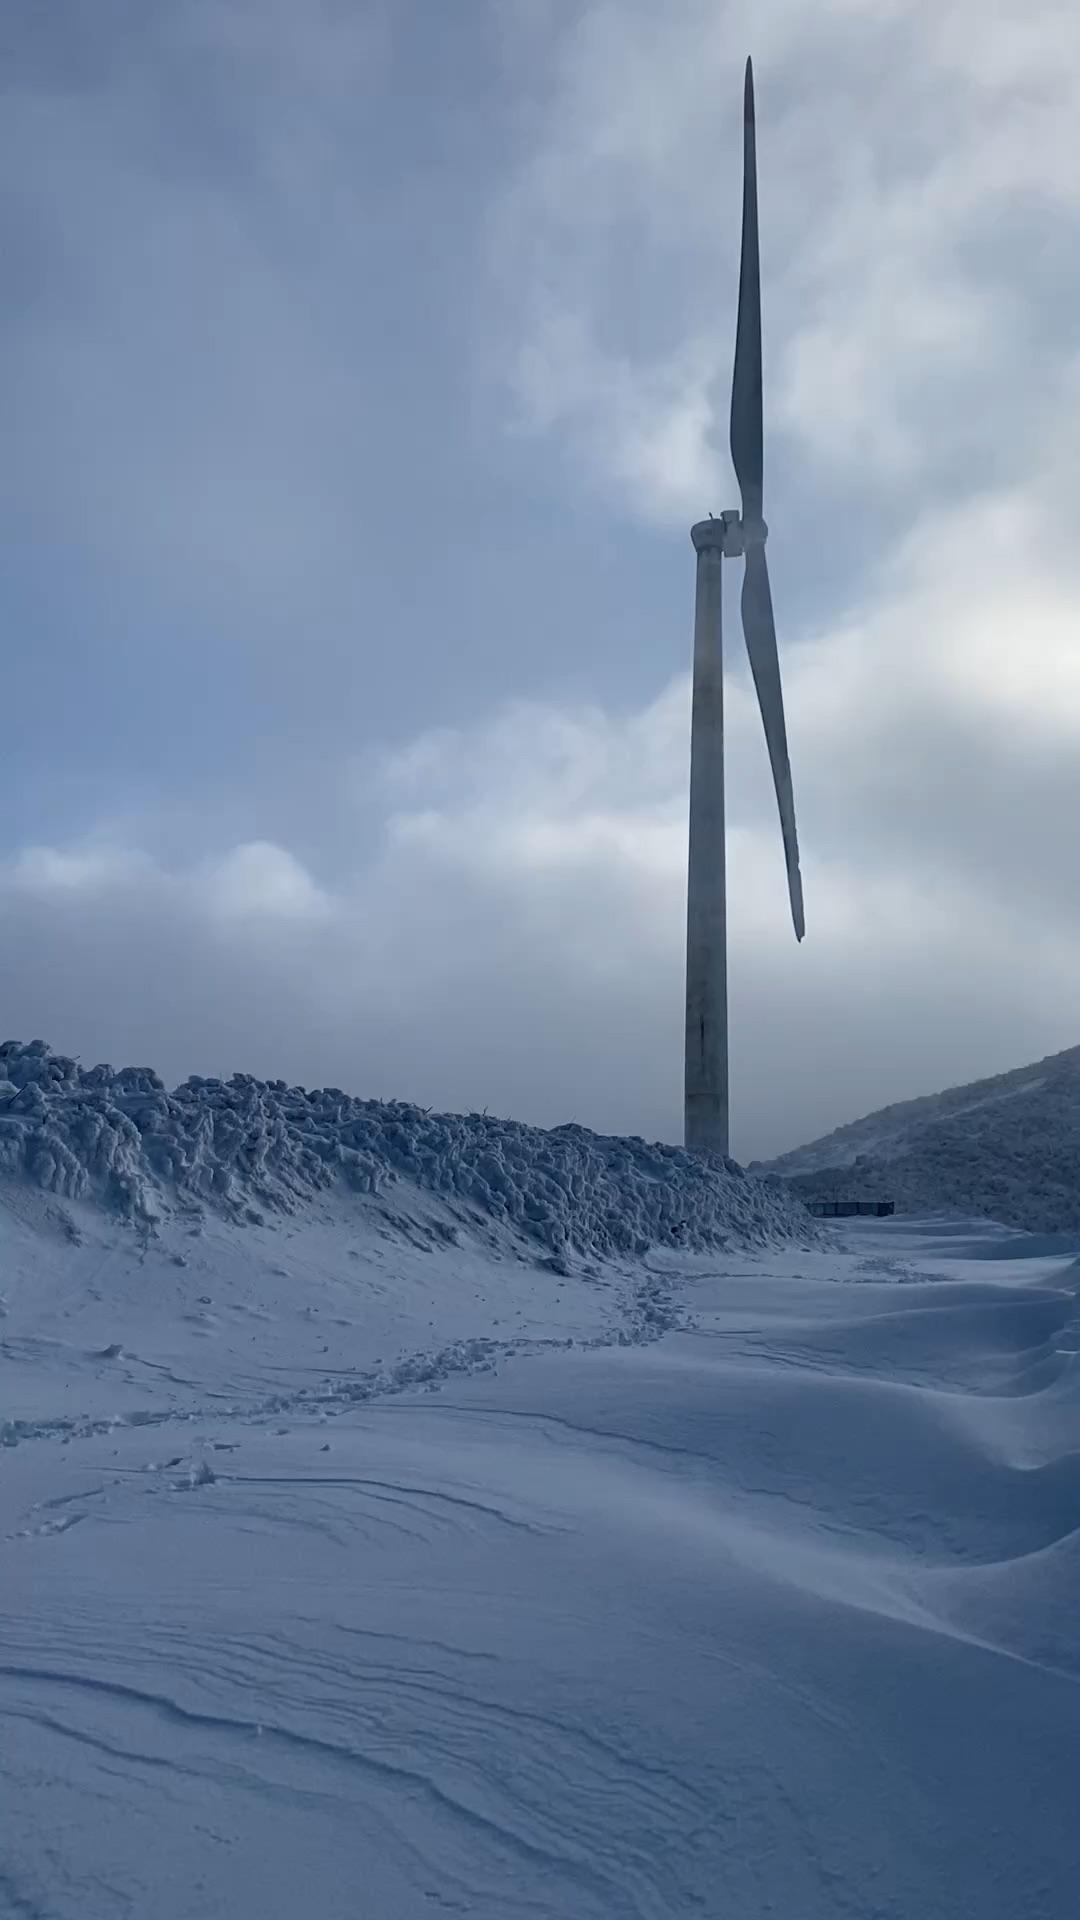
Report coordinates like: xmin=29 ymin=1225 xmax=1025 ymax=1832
xmin=3 ymin=1038 xmax=1079 ymax=1918
xmin=755 ymin=1042 xmax=1080 ymax=1232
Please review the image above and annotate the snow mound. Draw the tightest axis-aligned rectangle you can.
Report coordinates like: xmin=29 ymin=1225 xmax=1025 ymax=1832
xmin=756 ymin=1042 xmax=1080 ymax=1233
xmin=0 ymin=1040 xmax=814 ymax=1258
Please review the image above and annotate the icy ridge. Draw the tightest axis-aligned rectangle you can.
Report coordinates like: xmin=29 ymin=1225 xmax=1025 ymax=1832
xmin=0 ymin=1040 xmax=814 ymax=1257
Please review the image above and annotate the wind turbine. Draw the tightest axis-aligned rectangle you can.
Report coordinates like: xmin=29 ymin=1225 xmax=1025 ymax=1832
xmin=684 ymin=57 xmax=804 ymax=1158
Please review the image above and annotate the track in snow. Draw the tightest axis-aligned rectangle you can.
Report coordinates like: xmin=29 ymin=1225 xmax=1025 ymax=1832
xmin=2 ymin=1214 xmax=1079 ymax=1919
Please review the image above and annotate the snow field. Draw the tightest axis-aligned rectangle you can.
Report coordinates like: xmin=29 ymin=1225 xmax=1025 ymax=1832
xmin=2 ymin=1201 xmax=1078 ymax=1918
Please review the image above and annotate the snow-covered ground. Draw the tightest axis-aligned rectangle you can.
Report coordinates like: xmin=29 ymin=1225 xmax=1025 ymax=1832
xmin=4 ymin=1149 xmax=1079 ymax=1916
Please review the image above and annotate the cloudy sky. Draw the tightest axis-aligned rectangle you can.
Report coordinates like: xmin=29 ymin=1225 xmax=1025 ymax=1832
xmin=3 ymin=0 xmax=1079 ymax=1160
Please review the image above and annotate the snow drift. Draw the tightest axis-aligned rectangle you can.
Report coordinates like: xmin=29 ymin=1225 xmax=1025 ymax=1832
xmin=0 ymin=1040 xmax=814 ymax=1259
xmin=4 ymin=1211 xmax=1078 ymax=1919
xmin=756 ymin=1042 xmax=1080 ymax=1232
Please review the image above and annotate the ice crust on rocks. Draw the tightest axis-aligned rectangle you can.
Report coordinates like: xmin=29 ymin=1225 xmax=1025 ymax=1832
xmin=0 ymin=1040 xmax=814 ymax=1257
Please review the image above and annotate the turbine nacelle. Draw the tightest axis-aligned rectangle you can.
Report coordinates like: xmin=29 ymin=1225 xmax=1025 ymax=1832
xmin=690 ymin=510 xmax=756 ymax=559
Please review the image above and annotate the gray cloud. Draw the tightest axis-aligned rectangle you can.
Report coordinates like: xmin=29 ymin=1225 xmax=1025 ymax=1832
xmin=494 ymin=0 xmax=1080 ymax=518
xmin=5 ymin=480 xmax=1079 ymax=1161
xmin=1 ymin=1 xmax=391 ymax=613
xmin=3 ymin=0 xmax=1080 ymax=1160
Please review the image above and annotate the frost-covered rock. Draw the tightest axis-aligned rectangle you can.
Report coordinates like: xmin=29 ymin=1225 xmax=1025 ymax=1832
xmin=0 ymin=1040 xmax=816 ymax=1257
xmin=756 ymin=1043 xmax=1080 ymax=1233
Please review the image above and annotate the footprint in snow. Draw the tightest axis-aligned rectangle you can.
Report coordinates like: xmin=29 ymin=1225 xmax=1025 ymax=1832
xmin=11 ymin=1512 xmax=88 ymax=1541
xmin=170 ymin=1462 xmax=217 ymax=1491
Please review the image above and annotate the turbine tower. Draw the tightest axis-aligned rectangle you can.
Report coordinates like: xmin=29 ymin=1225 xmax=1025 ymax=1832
xmin=684 ymin=57 xmax=805 ymax=1158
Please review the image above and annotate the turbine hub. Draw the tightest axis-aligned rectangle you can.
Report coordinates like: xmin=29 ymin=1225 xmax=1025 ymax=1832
xmin=720 ymin=508 xmax=746 ymax=557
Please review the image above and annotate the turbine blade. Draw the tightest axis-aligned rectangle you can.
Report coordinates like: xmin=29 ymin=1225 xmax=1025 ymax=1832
xmin=730 ymin=55 xmax=763 ymax=521
xmin=741 ymin=542 xmax=805 ymax=940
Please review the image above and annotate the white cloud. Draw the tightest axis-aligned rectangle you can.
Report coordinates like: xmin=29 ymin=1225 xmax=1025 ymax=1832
xmin=200 ymin=841 xmax=333 ymax=921
xmin=492 ymin=0 xmax=1080 ymax=516
xmin=10 ymin=845 xmax=151 ymax=893
xmin=4 ymin=455 xmax=1078 ymax=1159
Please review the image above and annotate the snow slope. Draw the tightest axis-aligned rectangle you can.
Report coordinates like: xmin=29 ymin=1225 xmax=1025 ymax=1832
xmin=2 ymin=1042 xmax=1080 ymax=1918
xmin=756 ymin=1041 xmax=1080 ymax=1232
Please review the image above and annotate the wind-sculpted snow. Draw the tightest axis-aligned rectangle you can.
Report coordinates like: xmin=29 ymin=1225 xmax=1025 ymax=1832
xmin=3 ymin=1214 xmax=1078 ymax=1919
xmin=0 ymin=1040 xmax=813 ymax=1257
xmin=757 ymin=1042 xmax=1080 ymax=1233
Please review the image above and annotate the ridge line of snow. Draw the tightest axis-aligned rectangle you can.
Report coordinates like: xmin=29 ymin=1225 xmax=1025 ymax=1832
xmin=0 ymin=1039 xmax=817 ymax=1257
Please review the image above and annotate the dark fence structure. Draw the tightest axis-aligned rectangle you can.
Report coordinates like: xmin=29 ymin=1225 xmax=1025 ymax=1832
xmin=804 ymin=1199 xmax=896 ymax=1219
